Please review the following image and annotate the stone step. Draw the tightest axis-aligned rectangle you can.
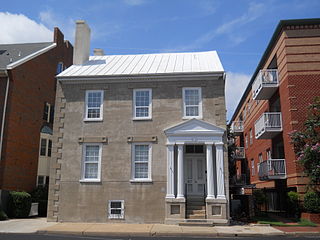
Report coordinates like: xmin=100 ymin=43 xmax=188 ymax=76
xmin=179 ymin=221 xmax=213 ymax=227
xmin=187 ymin=214 xmax=206 ymax=219
xmin=187 ymin=205 xmax=206 ymax=210
xmin=187 ymin=201 xmax=205 ymax=206
xmin=187 ymin=209 xmax=205 ymax=215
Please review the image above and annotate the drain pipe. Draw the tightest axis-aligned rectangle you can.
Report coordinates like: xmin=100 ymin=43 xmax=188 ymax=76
xmin=0 ymin=70 xmax=9 ymax=162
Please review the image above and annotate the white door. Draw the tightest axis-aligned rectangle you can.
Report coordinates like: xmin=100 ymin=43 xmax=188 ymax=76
xmin=184 ymin=156 xmax=206 ymax=196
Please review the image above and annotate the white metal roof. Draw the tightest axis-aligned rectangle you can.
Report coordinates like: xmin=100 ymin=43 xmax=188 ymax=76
xmin=58 ymin=51 xmax=224 ymax=78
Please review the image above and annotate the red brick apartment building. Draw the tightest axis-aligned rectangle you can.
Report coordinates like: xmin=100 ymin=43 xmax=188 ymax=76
xmin=229 ymin=18 xmax=320 ymax=212
xmin=0 ymin=28 xmax=73 ymax=193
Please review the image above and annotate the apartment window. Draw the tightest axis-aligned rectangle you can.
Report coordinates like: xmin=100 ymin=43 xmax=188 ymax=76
xmin=249 ymin=129 xmax=253 ymax=145
xmin=40 ymin=139 xmax=47 ymax=156
xmin=81 ymin=144 xmax=102 ymax=182
xmin=266 ymin=149 xmax=271 ymax=159
xmin=85 ymin=90 xmax=103 ymax=121
xmin=56 ymin=62 xmax=64 ymax=74
xmin=251 ymin=159 xmax=255 ymax=176
xmin=183 ymin=87 xmax=202 ymax=118
xmin=43 ymin=102 xmax=54 ymax=123
xmin=258 ymin=153 xmax=263 ymax=163
xmin=131 ymin=144 xmax=152 ymax=181
xmin=133 ymin=89 xmax=152 ymax=119
xmin=245 ymin=134 xmax=248 ymax=149
xmin=108 ymin=200 xmax=124 ymax=219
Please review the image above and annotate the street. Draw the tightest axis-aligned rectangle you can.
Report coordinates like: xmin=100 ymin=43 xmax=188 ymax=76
xmin=0 ymin=234 xmax=319 ymax=240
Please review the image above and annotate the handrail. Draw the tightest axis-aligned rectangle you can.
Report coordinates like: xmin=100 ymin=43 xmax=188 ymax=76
xmin=255 ymin=112 xmax=282 ymax=138
xmin=258 ymin=159 xmax=286 ymax=179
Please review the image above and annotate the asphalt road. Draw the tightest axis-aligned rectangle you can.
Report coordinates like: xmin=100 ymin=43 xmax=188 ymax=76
xmin=0 ymin=234 xmax=319 ymax=240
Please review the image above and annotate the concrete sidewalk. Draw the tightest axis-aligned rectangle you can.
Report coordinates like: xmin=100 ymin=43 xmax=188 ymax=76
xmin=0 ymin=218 xmax=56 ymax=233
xmin=38 ymin=222 xmax=285 ymax=237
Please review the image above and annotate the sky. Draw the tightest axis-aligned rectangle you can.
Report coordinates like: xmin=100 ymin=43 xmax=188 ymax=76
xmin=1 ymin=0 xmax=319 ymax=121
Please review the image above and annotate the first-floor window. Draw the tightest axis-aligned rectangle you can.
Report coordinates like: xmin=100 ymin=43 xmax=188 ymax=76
xmin=81 ymin=144 xmax=102 ymax=181
xmin=108 ymin=200 xmax=124 ymax=219
xmin=132 ymin=144 xmax=152 ymax=181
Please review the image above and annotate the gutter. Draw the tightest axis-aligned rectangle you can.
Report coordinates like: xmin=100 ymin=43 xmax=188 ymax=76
xmin=0 ymin=70 xmax=9 ymax=162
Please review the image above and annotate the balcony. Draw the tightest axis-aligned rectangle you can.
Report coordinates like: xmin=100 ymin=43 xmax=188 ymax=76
xmin=255 ymin=112 xmax=282 ymax=139
xmin=231 ymin=121 xmax=243 ymax=136
xmin=233 ymin=147 xmax=245 ymax=159
xmin=252 ymin=69 xmax=279 ymax=100
xmin=258 ymin=159 xmax=286 ymax=180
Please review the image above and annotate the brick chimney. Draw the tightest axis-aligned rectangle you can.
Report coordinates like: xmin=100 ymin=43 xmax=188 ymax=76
xmin=73 ymin=20 xmax=90 ymax=65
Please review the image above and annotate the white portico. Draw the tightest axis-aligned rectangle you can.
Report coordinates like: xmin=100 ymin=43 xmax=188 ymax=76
xmin=164 ymin=119 xmax=228 ymax=224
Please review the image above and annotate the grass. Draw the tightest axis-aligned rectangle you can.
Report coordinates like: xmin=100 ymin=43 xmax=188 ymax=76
xmin=254 ymin=216 xmax=318 ymax=227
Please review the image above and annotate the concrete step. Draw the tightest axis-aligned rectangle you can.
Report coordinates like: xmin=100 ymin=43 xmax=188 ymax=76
xmin=187 ymin=205 xmax=206 ymax=210
xmin=187 ymin=201 xmax=205 ymax=206
xmin=179 ymin=221 xmax=213 ymax=227
xmin=187 ymin=209 xmax=205 ymax=215
xmin=187 ymin=214 xmax=206 ymax=219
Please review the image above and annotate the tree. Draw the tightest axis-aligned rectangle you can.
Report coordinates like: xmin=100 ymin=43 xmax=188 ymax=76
xmin=290 ymin=97 xmax=320 ymax=188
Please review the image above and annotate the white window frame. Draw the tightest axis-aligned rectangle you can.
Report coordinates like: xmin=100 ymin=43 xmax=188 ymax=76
xmin=133 ymin=89 xmax=152 ymax=120
xmin=130 ymin=143 xmax=152 ymax=182
xmin=108 ymin=200 xmax=124 ymax=219
xmin=251 ymin=159 xmax=255 ymax=176
xmin=84 ymin=90 xmax=104 ymax=121
xmin=182 ymin=87 xmax=202 ymax=119
xmin=80 ymin=143 xmax=102 ymax=182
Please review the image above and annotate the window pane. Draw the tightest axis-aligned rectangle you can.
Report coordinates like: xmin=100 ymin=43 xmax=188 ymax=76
xmin=186 ymin=106 xmax=199 ymax=116
xmin=111 ymin=209 xmax=122 ymax=214
xmin=88 ymin=92 xmax=102 ymax=108
xmin=135 ymin=162 xmax=148 ymax=178
xmin=135 ymin=145 xmax=149 ymax=162
xmin=185 ymin=89 xmax=199 ymax=105
xmin=135 ymin=91 xmax=149 ymax=107
xmin=85 ymin=163 xmax=98 ymax=178
xmin=111 ymin=201 xmax=122 ymax=208
xmin=85 ymin=146 xmax=100 ymax=162
xmin=195 ymin=145 xmax=204 ymax=153
xmin=87 ymin=108 xmax=100 ymax=119
xmin=48 ymin=140 xmax=52 ymax=157
xmin=40 ymin=139 xmax=47 ymax=156
xmin=136 ymin=107 xmax=149 ymax=117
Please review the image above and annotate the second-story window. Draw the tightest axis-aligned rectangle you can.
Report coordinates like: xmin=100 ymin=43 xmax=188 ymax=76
xmin=133 ymin=89 xmax=152 ymax=120
xmin=183 ymin=87 xmax=202 ymax=118
xmin=43 ymin=102 xmax=54 ymax=123
xmin=85 ymin=90 xmax=103 ymax=121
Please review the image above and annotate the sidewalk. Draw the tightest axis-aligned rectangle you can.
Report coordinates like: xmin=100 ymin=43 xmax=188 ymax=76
xmin=38 ymin=222 xmax=285 ymax=237
xmin=0 ymin=218 xmax=56 ymax=233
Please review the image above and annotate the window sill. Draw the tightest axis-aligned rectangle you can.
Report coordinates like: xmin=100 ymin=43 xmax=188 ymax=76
xmin=83 ymin=118 xmax=103 ymax=122
xmin=182 ymin=116 xmax=203 ymax=120
xmin=79 ymin=179 xmax=101 ymax=183
xmin=132 ymin=117 xmax=152 ymax=121
xmin=130 ymin=179 xmax=153 ymax=183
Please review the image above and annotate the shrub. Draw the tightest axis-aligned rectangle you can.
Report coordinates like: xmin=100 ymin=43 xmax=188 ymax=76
xmin=304 ymin=191 xmax=320 ymax=213
xmin=253 ymin=189 xmax=267 ymax=205
xmin=287 ymin=191 xmax=300 ymax=217
xmin=30 ymin=185 xmax=48 ymax=217
xmin=8 ymin=191 xmax=32 ymax=218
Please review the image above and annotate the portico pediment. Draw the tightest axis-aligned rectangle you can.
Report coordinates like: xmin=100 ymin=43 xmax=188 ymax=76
xmin=164 ymin=119 xmax=225 ymax=137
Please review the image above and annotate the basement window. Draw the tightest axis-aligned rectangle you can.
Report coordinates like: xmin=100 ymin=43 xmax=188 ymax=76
xmin=108 ymin=200 xmax=124 ymax=219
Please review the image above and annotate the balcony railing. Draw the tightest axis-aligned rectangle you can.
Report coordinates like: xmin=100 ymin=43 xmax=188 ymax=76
xmin=258 ymin=159 xmax=286 ymax=180
xmin=252 ymin=69 xmax=279 ymax=100
xmin=255 ymin=112 xmax=282 ymax=139
xmin=233 ymin=147 xmax=245 ymax=159
xmin=231 ymin=121 xmax=243 ymax=135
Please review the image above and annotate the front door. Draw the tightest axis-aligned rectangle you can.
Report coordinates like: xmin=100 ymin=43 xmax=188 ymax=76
xmin=184 ymin=156 xmax=206 ymax=196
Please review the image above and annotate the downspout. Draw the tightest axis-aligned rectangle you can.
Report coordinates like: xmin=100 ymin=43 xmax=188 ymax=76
xmin=0 ymin=70 xmax=9 ymax=162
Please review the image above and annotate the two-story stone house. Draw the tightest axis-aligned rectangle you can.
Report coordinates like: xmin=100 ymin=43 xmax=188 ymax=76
xmin=47 ymin=21 xmax=229 ymax=224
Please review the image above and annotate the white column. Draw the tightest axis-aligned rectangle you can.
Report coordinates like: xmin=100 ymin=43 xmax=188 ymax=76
xmin=166 ymin=144 xmax=175 ymax=199
xmin=215 ymin=142 xmax=226 ymax=199
xmin=206 ymin=143 xmax=215 ymax=199
xmin=177 ymin=144 xmax=184 ymax=199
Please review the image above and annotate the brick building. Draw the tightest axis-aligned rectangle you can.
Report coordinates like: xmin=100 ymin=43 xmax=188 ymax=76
xmin=229 ymin=18 xmax=320 ymax=212
xmin=0 ymin=28 xmax=73 ymax=192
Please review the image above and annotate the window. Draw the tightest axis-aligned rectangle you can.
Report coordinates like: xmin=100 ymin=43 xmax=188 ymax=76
xmin=108 ymin=200 xmax=124 ymax=219
xmin=81 ymin=144 xmax=102 ymax=182
xmin=48 ymin=140 xmax=52 ymax=157
xmin=183 ymin=87 xmax=202 ymax=118
xmin=251 ymin=159 xmax=255 ymax=176
xmin=266 ymin=149 xmax=271 ymax=159
xmin=85 ymin=90 xmax=103 ymax=121
xmin=133 ymin=89 xmax=152 ymax=119
xmin=131 ymin=144 xmax=152 ymax=181
xmin=43 ymin=102 xmax=54 ymax=123
xmin=37 ymin=176 xmax=49 ymax=186
xmin=249 ymin=129 xmax=253 ymax=145
xmin=185 ymin=145 xmax=204 ymax=154
xmin=40 ymin=139 xmax=47 ymax=156
xmin=245 ymin=134 xmax=248 ymax=149
xmin=56 ymin=62 xmax=64 ymax=74
xmin=258 ymin=153 xmax=263 ymax=163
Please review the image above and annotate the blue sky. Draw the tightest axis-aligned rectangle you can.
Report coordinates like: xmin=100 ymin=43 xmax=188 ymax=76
xmin=1 ymin=0 xmax=319 ymax=120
